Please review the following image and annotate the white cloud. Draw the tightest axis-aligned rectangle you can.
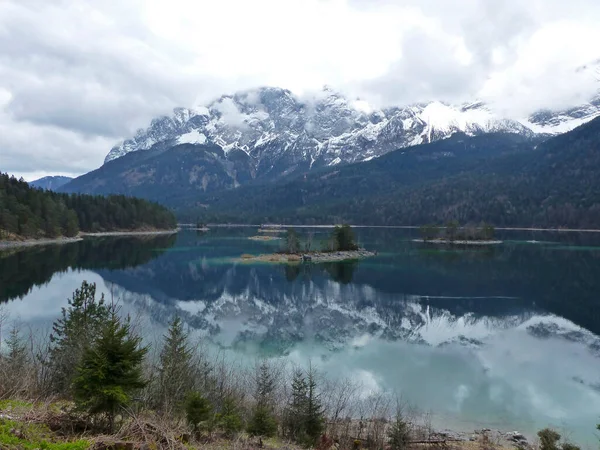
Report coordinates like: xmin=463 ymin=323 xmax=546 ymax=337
xmin=212 ymin=97 xmax=249 ymax=129
xmin=0 ymin=0 xmax=599 ymax=178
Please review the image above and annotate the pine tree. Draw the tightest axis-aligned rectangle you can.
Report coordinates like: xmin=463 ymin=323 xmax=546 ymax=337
xmin=157 ymin=316 xmax=195 ymax=415
xmin=284 ymin=365 xmax=324 ymax=447
xmin=388 ymin=409 xmax=410 ymax=450
xmin=216 ymin=395 xmax=243 ymax=437
xmin=73 ymin=312 xmax=148 ymax=432
xmin=185 ymin=391 xmax=212 ymax=433
xmin=304 ymin=365 xmax=325 ymax=446
xmin=248 ymin=360 xmax=278 ymax=437
xmin=333 ymin=225 xmax=358 ymax=251
xmin=49 ymin=281 xmax=110 ymax=395
xmin=6 ymin=325 xmax=28 ymax=372
xmin=248 ymin=404 xmax=278 ymax=438
xmin=284 ymin=369 xmax=308 ymax=440
xmin=1 ymin=325 xmax=29 ymax=396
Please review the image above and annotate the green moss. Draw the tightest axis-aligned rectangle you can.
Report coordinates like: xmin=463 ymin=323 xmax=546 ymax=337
xmin=0 ymin=419 xmax=89 ymax=450
xmin=0 ymin=400 xmax=34 ymax=410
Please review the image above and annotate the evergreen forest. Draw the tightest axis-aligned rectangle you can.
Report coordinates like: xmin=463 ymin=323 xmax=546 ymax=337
xmin=0 ymin=173 xmax=177 ymax=240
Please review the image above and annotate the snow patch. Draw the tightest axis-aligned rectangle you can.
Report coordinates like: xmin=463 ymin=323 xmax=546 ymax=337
xmin=177 ymin=130 xmax=207 ymax=145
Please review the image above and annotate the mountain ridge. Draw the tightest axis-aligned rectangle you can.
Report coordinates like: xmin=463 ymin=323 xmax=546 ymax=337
xmin=104 ymin=86 xmax=600 ymax=172
xmin=30 ymin=175 xmax=73 ymax=191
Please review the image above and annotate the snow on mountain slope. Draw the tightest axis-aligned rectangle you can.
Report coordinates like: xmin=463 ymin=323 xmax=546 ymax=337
xmin=102 ymin=88 xmax=522 ymax=171
xmin=104 ymin=86 xmax=600 ymax=180
xmin=524 ymin=95 xmax=600 ymax=134
xmin=177 ymin=129 xmax=207 ymax=145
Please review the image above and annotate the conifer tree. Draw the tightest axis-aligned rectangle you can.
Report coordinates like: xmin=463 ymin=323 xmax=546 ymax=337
xmin=73 ymin=312 xmax=148 ymax=432
xmin=247 ymin=360 xmax=278 ymax=437
xmin=6 ymin=325 xmax=28 ymax=373
xmin=284 ymin=365 xmax=325 ymax=447
xmin=157 ymin=316 xmax=195 ymax=415
xmin=284 ymin=368 xmax=308 ymax=440
xmin=49 ymin=281 xmax=110 ymax=395
xmin=304 ymin=365 xmax=325 ymax=446
xmin=388 ymin=408 xmax=411 ymax=450
xmin=216 ymin=395 xmax=243 ymax=437
xmin=185 ymin=391 xmax=213 ymax=433
xmin=0 ymin=325 xmax=29 ymax=396
xmin=248 ymin=404 xmax=278 ymax=438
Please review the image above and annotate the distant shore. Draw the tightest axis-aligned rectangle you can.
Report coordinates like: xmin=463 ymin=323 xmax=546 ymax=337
xmin=0 ymin=228 xmax=179 ymax=250
xmin=207 ymin=223 xmax=600 ymax=232
xmin=413 ymin=238 xmax=503 ymax=245
xmin=80 ymin=229 xmax=179 ymax=237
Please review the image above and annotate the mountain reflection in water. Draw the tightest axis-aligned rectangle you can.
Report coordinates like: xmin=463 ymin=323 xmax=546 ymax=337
xmin=2 ymin=228 xmax=600 ymax=444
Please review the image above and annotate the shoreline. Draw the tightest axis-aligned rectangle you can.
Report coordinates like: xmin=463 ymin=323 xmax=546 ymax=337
xmin=413 ymin=239 xmax=503 ymax=245
xmin=208 ymin=223 xmax=600 ymax=232
xmin=236 ymin=249 xmax=376 ymax=264
xmin=248 ymin=235 xmax=282 ymax=241
xmin=79 ymin=228 xmax=179 ymax=237
xmin=0 ymin=228 xmax=179 ymax=250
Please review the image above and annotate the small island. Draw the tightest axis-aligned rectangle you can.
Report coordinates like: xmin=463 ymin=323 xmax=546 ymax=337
xmin=413 ymin=221 xmax=502 ymax=245
xmin=248 ymin=235 xmax=282 ymax=241
xmin=239 ymin=225 xmax=376 ymax=264
xmin=257 ymin=224 xmax=286 ymax=234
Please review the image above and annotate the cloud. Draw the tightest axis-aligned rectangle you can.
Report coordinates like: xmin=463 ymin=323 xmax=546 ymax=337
xmin=212 ymin=98 xmax=249 ymax=129
xmin=0 ymin=0 xmax=599 ymax=179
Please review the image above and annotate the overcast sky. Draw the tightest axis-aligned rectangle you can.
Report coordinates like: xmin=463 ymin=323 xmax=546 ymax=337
xmin=1 ymin=0 xmax=599 ymax=181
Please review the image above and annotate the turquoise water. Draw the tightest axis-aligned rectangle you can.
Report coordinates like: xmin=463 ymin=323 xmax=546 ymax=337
xmin=2 ymin=228 xmax=600 ymax=445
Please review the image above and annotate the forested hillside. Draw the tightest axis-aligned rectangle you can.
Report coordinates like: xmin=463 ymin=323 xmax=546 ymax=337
xmin=0 ymin=173 xmax=177 ymax=240
xmin=188 ymin=132 xmax=537 ymax=222
xmin=190 ymin=116 xmax=600 ymax=228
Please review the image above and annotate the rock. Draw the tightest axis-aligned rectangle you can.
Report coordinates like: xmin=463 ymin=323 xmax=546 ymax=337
xmin=9 ymin=428 xmax=26 ymax=439
xmin=508 ymin=431 xmax=527 ymax=441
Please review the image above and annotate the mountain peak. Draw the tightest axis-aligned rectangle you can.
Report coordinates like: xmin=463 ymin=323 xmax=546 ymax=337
xmin=104 ymin=86 xmax=600 ymax=165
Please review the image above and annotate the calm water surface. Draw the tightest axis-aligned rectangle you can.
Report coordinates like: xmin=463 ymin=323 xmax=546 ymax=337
xmin=2 ymin=228 xmax=600 ymax=444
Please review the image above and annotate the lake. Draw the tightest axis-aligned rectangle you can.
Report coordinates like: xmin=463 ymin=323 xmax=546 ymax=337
xmin=2 ymin=227 xmax=600 ymax=445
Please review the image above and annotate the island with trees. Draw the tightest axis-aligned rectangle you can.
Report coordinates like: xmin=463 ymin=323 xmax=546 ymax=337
xmin=0 ymin=172 xmax=177 ymax=246
xmin=415 ymin=221 xmax=501 ymax=245
xmin=240 ymin=224 xmax=375 ymax=263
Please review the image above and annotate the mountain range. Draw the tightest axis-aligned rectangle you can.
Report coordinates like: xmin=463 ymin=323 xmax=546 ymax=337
xmin=102 ymin=86 xmax=600 ymax=169
xmin=60 ymin=86 xmax=600 ymax=227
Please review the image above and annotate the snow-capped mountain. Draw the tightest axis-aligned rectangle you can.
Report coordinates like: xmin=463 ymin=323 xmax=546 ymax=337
xmin=104 ymin=87 xmax=600 ymax=176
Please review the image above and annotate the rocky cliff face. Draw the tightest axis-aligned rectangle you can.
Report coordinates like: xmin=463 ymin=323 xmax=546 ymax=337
xmin=106 ymin=86 xmax=598 ymax=180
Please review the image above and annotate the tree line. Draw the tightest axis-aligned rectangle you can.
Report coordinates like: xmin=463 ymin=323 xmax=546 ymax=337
xmin=283 ymin=225 xmax=359 ymax=254
xmin=0 ymin=172 xmax=177 ymax=240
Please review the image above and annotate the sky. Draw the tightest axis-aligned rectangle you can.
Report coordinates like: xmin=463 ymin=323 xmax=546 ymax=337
xmin=1 ymin=0 xmax=600 ymax=181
